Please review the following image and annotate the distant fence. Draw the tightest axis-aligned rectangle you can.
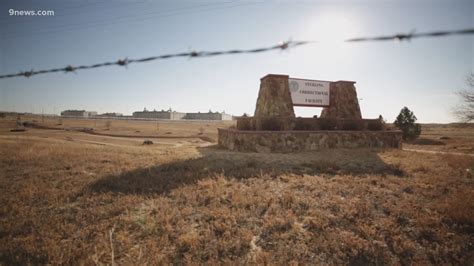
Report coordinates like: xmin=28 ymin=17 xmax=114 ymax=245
xmin=59 ymin=115 xmax=236 ymax=124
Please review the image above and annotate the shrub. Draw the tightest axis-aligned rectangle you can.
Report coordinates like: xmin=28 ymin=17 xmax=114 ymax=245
xmin=237 ymin=117 xmax=254 ymax=130
xmin=294 ymin=118 xmax=316 ymax=130
xmin=318 ymin=118 xmax=336 ymax=130
xmin=258 ymin=117 xmax=283 ymax=131
xmin=394 ymin=107 xmax=421 ymax=140
xmin=143 ymin=140 xmax=154 ymax=145
xmin=367 ymin=120 xmax=383 ymax=131
xmin=22 ymin=121 xmax=33 ymax=127
xmin=340 ymin=120 xmax=361 ymax=130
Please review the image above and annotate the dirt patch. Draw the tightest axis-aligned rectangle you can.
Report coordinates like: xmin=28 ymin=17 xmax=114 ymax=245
xmin=407 ymin=138 xmax=445 ymax=145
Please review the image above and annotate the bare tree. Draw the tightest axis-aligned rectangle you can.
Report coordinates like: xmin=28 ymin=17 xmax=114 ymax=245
xmin=453 ymin=73 xmax=474 ymax=122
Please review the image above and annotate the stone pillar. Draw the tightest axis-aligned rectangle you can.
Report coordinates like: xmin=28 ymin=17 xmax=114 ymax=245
xmin=254 ymin=74 xmax=295 ymax=130
xmin=320 ymin=80 xmax=362 ymax=120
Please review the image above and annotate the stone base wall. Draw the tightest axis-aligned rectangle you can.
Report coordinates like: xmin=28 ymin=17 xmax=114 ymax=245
xmin=218 ymin=129 xmax=402 ymax=153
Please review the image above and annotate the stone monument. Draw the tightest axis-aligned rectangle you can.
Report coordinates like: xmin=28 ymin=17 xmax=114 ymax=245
xmin=218 ymin=74 xmax=402 ymax=152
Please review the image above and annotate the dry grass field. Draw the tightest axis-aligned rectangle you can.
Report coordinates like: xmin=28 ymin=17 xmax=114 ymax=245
xmin=403 ymin=123 xmax=474 ymax=155
xmin=0 ymin=115 xmax=473 ymax=264
xmin=19 ymin=115 xmax=232 ymax=142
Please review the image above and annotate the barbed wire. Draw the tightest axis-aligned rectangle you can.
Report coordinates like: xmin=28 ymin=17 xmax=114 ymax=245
xmin=1 ymin=28 xmax=473 ymax=79
xmin=0 ymin=41 xmax=310 ymax=79
xmin=345 ymin=28 xmax=474 ymax=42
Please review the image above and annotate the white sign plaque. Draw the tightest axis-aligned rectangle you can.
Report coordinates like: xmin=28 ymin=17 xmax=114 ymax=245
xmin=289 ymin=78 xmax=330 ymax=107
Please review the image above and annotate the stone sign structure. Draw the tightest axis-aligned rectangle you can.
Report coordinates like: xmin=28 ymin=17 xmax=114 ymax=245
xmin=218 ymin=74 xmax=402 ymax=152
xmin=254 ymin=74 xmax=295 ymax=130
xmin=320 ymin=81 xmax=362 ymax=120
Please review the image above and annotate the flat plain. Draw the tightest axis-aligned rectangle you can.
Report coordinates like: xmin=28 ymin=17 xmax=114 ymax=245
xmin=0 ymin=115 xmax=473 ymax=264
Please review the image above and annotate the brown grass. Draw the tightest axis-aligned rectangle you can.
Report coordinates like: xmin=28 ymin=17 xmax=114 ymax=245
xmin=11 ymin=114 xmax=235 ymax=142
xmin=0 ymin=117 xmax=473 ymax=264
xmin=444 ymin=189 xmax=474 ymax=227
xmin=402 ymin=123 xmax=474 ymax=154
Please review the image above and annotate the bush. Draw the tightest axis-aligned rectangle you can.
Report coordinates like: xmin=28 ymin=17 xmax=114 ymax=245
xmin=258 ymin=117 xmax=283 ymax=131
xmin=22 ymin=121 xmax=33 ymax=127
xmin=237 ymin=117 xmax=254 ymax=130
xmin=318 ymin=118 xmax=336 ymax=130
xmin=394 ymin=107 xmax=421 ymax=140
xmin=143 ymin=140 xmax=154 ymax=145
xmin=294 ymin=118 xmax=316 ymax=130
xmin=367 ymin=120 xmax=383 ymax=131
xmin=340 ymin=120 xmax=362 ymax=130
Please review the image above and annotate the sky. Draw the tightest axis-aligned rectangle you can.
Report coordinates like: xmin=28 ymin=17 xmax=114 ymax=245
xmin=0 ymin=0 xmax=472 ymax=123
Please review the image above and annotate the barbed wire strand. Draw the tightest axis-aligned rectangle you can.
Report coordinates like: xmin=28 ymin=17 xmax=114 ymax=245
xmin=1 ymin=28 xmax=473 ymax=79
xmin=345 ymin=28 xmax=474 ymax=42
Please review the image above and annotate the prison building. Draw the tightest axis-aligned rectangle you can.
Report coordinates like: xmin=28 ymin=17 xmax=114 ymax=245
xmin=96 ymin=112 xmax=123 ymax=118
xmin=132 ymin=110 xmax=186 ymax=120
xmin=184 ymin=112 xmax=232 ymax=120
xmin=60 ymin=110 xmax=98 ymax=118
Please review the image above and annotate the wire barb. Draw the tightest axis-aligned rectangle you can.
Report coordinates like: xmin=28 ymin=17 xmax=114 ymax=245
xmin=116 ymin=58 xmax=128 ymax=66
xmin=189 ymin=51 xmax=200 ymax=57
xmin=278 ymin=41 xmax=290 ymax=50
xmin=64 ymin=65 xmax=75 ymax=73
xmin=1 ymin=28 xmax=472 ymax=79
xmin=22 ymin=70 xmax=34 ymax=78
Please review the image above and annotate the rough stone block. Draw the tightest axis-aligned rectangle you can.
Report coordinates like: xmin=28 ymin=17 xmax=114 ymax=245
xmin=254 ymin=74 xmax=295 ymax=130
xmin=320 ymin=81 xmax=362 ymax=120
